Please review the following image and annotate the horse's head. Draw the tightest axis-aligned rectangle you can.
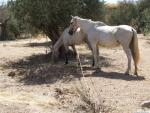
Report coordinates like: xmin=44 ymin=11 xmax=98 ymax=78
xmin=69 ymin=16 xmax=95 ymax=34
xmin=69 ymin=16 xmax=80 ymax=35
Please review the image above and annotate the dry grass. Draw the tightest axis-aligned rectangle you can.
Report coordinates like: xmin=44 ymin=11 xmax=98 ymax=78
xmin=75 ymin=86 xmax=113 ymax=113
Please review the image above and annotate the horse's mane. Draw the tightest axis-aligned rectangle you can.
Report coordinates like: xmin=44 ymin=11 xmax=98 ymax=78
xmin=74 ymin=16 xmax=107 ymax=26
xmin=94 ymin=21 xmax=107 ymax=26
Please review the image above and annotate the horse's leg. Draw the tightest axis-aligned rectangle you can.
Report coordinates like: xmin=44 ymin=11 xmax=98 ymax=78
xmin=91 ymin=44 xmax=99 ymax=69
xmin=64 ymin=44 xmax=69 ymax=64
xmin=123 ymin=47 xmax=132 ymax=75
xmin=96 ymin=44 xmax=100 ymax=69
xmin=134 ymin=58 xmax=138 ymax=76
xmin=92 ymin=57 xmax=95 ymax=67
xmin=86 ymin=39 xmax=95 ymax=67
xmin=71 ymin=45 xmax=77 ymax=55
xmin=95 ymin=44 xmax=101 ymax=71
xmin=71 ymin=45 xmax=80 ymax=66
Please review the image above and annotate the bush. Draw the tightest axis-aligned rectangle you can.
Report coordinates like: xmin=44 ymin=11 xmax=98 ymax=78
xmin=106 ymin=1 xmax=138 ymax=27
xmin=138 ymin=0 xmax=150 ymax=34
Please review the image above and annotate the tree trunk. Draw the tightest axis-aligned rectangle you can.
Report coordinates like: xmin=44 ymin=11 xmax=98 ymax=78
xmin=0 ymin=18 xmax=10 ymax=41
xmin=43 ymin=26 xmax=75 ymax=62
xmin=0 ymin=21 xmax=7 ymax=40
xmin=44 ymin=27 xmax=67 ymax=60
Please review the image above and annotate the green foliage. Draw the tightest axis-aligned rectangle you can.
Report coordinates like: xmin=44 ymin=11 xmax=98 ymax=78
xmin=0 ymin=3 xmax=23 ymax=41
xmin=78 ymin=0 xmax=105 ymax=21
xmin=141 ymin=9 xmax=150 ymax=34
xmin=138 ymin=0 xmax=150 ymax=12
xmin=105 ymin=0 xmax=150 ymax=34
xmin=138 ymin=0 xmax=150 ymax=34
xmin=9 ymin=0 xmax=76 ymax=43
xmin=107 ymin=1 xmax=138 ymax=26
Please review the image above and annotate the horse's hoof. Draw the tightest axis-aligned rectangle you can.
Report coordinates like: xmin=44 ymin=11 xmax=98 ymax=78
xmin=65 ymin=62 xmax=68 ymax=65
xmin=134 ymin=72 xmax=138 ymax=76
xmin=125 ymin=72 xmax=130 ymax=75
xmin=92 ymin=64 xmax=95 ymax=67
xmin=93 ymin=66 xmax=101 ymax=71
xmin=76 ymin=64 xmax=80 ymax=68
xmin=98 ymin=68 xmax=102 ymax=71
xmin=77 ymin=62 xmax=80 ymax=66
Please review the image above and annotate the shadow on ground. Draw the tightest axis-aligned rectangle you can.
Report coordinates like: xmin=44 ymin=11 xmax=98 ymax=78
xmin=146 ymin=41 xmax=150 ymax=45
xmin=2 ymin=52 xmax=112 ymax=85
xmin=3 ymin=53 xmax=79 ymax=85
xmin=90 ymin=70 xmax=145 ymax=81
xmin=24 ymin=41 xmax=51 ymax=47
xmin=3 ymin=50 xmax=144 ymax=85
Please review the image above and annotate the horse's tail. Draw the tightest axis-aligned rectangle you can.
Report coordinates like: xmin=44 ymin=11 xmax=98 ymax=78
xmin=130 ymin=29 xmax=140 ymax=67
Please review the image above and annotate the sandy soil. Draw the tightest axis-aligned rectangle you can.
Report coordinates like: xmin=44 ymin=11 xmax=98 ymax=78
xmin=0 ymin=35 xmax=150 ymax=113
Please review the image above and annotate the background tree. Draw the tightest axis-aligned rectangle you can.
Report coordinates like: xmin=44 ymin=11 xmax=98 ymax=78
xmin=9 ymin=0 xmax=105 ymax=58
xmin=137 ymin=0 xmax=150 ymax=34
xmin=78 ymin=0 xmax=105 ymax=21
xmin=105 ymin=0 xmax=150 ymax=34
xmin=0 ymin=5 xmax=10 ymax=40
xmin=106 ymin=0 xmax=138 ymax=27
xmin=0 ymin=3 xmax=20 ymax=40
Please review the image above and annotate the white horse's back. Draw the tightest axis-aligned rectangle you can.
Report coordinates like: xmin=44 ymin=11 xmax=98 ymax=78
xmin=89 ymin=25 xmax=134 ymax=47
xmin=114 ymin=25 xmax=134 ymax=46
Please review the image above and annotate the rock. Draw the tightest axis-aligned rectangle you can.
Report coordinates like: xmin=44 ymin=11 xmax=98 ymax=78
xmin=134 ymin=110 xmax=150 ymax=113
xmin=141 ymin=100 xmax=150 ymax=109
xmin=55 ymin=88 xmax=63 ymax=95
xmin=8 ymin=71 xmax=16 ymax=78
xmin=134 ymin=101 xmax=150 ymax=113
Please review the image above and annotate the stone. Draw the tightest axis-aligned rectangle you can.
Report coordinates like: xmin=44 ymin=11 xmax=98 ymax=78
xmin=141 ymin=100 xmax=150 ymax=109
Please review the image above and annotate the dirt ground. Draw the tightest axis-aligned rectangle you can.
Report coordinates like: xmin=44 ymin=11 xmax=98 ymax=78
xmin=0 ymin=35 xmax=150 ymax=113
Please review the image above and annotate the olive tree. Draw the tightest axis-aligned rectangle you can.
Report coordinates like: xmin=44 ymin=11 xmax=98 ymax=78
xmin=9 ymin=0 xmax=105 ymax=58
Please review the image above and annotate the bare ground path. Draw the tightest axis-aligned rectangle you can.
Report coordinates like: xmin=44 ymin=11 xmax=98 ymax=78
xmin=0 ymin=35 xmax=150 ymax=113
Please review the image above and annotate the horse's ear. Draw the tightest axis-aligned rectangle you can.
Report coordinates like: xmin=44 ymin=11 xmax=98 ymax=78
xmin=71 ymin=15 xmax=74 ymax=18
xmin=74 ymin=18 xmax=77 ymax=23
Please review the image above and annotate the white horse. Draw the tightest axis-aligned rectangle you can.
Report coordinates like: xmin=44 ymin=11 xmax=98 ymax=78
xmin=52 ymin=27 xmax=86 ymax=64
xmin=53 ymin=21 xmax=106 ymax=65
xmin=69 ymin=16 xmax=140 ymax=75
